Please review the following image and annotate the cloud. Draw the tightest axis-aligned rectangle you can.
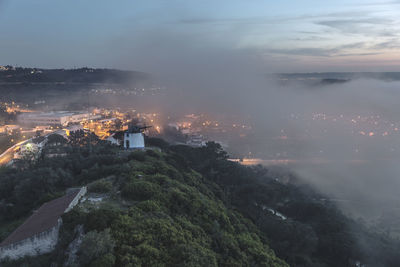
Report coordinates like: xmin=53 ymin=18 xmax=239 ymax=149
xmin=178 ymin=18 xmax=230 ymax=25
xmin=316 ymin=18 xmax=396 ymax=36
xmin=177 ymin=16 xmax=278 ymax=26
xmin=268 ymin=47 xmax=337 ymax=57
xmin=289 ymin=36 xmax=330 ymax=42
xmin=266 ymin=42 xmax=367 ymax=57
xmin=335 ymin=52 xmax=381 ymax=57
xmin=362 ymin=0 xmax=400 ymax=6
xmin=372 ymin=39 xmax=400 ymax=49
xmin=177 ymin=11 xmax=373 ymax=26
xmin=176 ymin=9 xmax=400 ymax=63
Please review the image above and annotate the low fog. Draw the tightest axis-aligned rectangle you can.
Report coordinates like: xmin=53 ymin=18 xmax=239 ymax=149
xmin=107 ymin=29 xmax=400 ymax=226
xmin=31 ymin=27 xmax=400 ymax=228
xmin=157 ymin=69 xmax=400 ymax=223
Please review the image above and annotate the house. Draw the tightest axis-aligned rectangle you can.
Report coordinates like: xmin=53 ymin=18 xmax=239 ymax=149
xmin=0 ymin=187 xmax=87 ymax=260
xmin=123 ymin=125 xmax=151 ymax=149
xmin=186 ymin=134 xmax=206 ymax=147
xmin=62 ymin=125 xmax=84 ymax=138
xmin=124 ymin=132 xmax=145 ymax=149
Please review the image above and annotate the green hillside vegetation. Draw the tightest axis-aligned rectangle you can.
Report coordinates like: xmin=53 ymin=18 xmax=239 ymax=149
xmin=0 ymin=139 xmax=286 ymax=267
xmin=0 ymin=137 xmax=399 ymax=266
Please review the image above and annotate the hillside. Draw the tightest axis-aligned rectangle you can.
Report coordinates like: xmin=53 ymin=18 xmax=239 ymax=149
xmin=0 ymin=138 xmax=286 ymax=267
xmin=0 ymin=137 xmax=399 ymax=266
xmin=0 ymin=67 xmax=151 ymax=105
xmin=0 ymin=67 xmax=149 ymax=85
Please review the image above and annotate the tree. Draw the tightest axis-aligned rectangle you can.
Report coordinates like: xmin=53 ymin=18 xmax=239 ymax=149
xmin=78 ymin=229 xmax=115 ymax=266
xmin=0 ymin=105 xmax=7 ymax=125
xmin=47 ymin=133 xmax=67 ymax=146
xmin=68 ymin=130 xmax=86 ymax=146
xmin=202 ymin=141 xmax=228 ymax=160
xmin=114 ymin=119 xmax=123 ymax=130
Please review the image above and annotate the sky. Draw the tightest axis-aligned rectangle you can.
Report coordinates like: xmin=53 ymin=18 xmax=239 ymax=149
xmin=1 ymin=0 xmax=400 ymax=72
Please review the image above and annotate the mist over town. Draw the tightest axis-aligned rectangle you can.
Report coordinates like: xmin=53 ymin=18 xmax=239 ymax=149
xmin=1 ymin=1 xmax=400 ymax=266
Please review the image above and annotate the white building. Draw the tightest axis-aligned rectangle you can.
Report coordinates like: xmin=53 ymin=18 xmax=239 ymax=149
xmin=17 ymin=111 xmax=96 ymax=126
xmin=123 ymin=125 xmax=150 ymax=149
xmin=124 ymin=132 xmax=145 ymax=149
xmin=61 ymin=125 xmax=84 ymax=138
xmin=0 ymin=187 xmax=86 ymax=260
xmin=186 ymin=134 xmax=206 ymax=147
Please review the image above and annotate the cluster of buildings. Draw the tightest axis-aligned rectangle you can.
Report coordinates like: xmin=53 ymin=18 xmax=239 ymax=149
xmin=186 ymin=134 xmax=207 ymax=147
xmin=90 ymin=86 xmax=164 ymax=96
xmin=0 ymin=65 xmax=14 ymax=71
xmin=0 ymin=125 xmax=19 ymax=134
xmin=2 ymin=107 xmax=243 ymax=162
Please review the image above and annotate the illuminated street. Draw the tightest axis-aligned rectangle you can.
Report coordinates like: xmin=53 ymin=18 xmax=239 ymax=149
xmin=0 ymin=139 xmax=29 ymax=166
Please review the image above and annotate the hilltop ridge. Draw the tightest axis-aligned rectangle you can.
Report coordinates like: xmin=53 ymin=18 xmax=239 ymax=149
xmin=0 ymin=137 xmax=399 ymax=266
xmin=0 ymin=66 xmax=149 ymax=85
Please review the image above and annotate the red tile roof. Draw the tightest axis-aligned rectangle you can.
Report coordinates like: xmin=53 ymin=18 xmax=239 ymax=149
xmin=0 ymin=189 xmax=80 ymax=247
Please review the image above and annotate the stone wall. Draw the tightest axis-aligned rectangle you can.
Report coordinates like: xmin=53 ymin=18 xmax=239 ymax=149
xmin=0 ymin=219 xmax=61 ymax=260
xmin=65 ymin=186 xmax=87 ymax=213
xmin=0 ymin=186 xmax=87 ymax=260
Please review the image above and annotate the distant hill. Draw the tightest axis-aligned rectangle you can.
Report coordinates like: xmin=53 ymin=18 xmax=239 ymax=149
xmin=0 ymin=66 xmax=150 ymax=85
xmin=276 ymin=72 xmax=400 ymax=81
xmin=274 ymin=72 xmax=400 ymax=86
xmin=0 ymin=66 xmax=153 ymax=105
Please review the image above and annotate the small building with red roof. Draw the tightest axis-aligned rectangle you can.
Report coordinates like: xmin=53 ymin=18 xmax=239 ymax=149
xmin=0 ymin=187 xmax=86 ymax=260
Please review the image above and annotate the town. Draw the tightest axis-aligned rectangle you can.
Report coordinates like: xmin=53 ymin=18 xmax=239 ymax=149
xmin=0 ymin=100 xmax=255 ymax=167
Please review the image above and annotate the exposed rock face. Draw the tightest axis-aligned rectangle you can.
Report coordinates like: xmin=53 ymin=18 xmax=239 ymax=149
xmin=64 ymin=225 xmax=85 ymax=267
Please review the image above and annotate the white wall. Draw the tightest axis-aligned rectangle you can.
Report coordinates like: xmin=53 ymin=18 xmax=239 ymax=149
xmin=0 ymin=220 xmax=61 ymax=260
xmin=0 ymin=186 xmax=87 ymax=261
xmin=124 ymin=133 xmax=145 ymax=149
xmin=65 ymin=187 xmax=87 ymax=213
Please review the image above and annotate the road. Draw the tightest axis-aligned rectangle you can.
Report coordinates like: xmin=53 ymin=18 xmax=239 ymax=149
xmin=0 ymin=127 xmax=77 ymax=166
xmin=0 ymin=139 xmax=30 ymax=166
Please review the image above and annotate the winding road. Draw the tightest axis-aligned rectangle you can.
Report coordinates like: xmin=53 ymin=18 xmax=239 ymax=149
xmin=0 ymin=139 xmax=30 ymax=166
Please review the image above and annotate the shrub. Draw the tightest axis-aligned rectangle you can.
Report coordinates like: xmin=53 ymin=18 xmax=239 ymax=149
xmin=128 ymin=150 xmax=146 ymax=161
xmin=122 ymin=181 xmax=160 ymax=201
xmin=136 ymin=200 xmax=162 ymax=212
xmin=78 ymin=229 xmax=115 ymax=266
xmin=89 ymin=179 xmax=113 ymax=193
xmin=145 ymin=137 xmax=169 ymax=150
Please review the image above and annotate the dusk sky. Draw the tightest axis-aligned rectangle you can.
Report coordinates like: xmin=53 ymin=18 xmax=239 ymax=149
xmin=1 ymin=0 xmax=400 ymax=72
